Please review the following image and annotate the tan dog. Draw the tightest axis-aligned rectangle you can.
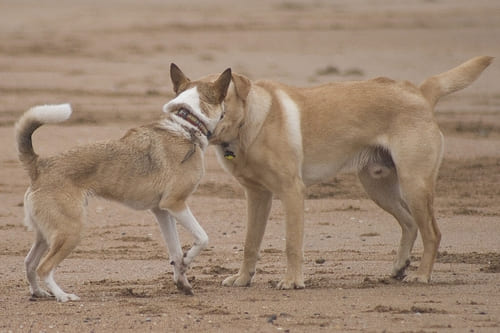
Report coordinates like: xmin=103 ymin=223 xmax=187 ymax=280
xmin=209 ymin=56 xmax=493 ymax=289
xmin=16 ymin=65 xmax=231 ymax=301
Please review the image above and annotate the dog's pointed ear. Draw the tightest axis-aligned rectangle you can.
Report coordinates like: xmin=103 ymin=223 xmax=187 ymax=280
xmin=232 ymin=73 xmax=251 ymax=101
xmin=170 ymin=63 xmax=190 ymax=95
xmin=214 ymin=68 xmax=232 ymax=103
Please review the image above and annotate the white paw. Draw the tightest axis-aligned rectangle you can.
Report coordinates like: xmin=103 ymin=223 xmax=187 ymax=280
xmin=31 ymin=288 xmax=53 ymax=298
xmin=175 ymin=277 xmax=194 ymax=296
xmin=276 ymin=277 xmax=305 ymax=290
xmin=56 ymin=293 xmax=80 ymax=302
xmin=403 ymin=274 xmax=430 ymax=284
xmin=222 ymin=273 xmax=252 ymax=287
xmin=391 ymin=259 xmax=411 ymax=280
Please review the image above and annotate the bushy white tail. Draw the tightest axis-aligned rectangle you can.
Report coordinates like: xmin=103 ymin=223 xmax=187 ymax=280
xmin=26 ymin=103 xmax=72 ymax=123
xmin=15 ymin=104 xmax=72 ymax=179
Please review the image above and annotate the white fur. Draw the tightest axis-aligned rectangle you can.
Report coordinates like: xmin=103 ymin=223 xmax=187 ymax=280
xmin=45 ymin=270 xmax=80 ymax=302
xmin=276 ymin=89 xmax=303 ymax=163
xmin=29 ymin=104 xmax=72 ymax=123
xmin=239 ymin=87 xmax=271 ymax=149
xmin=152 ymin=209 xmax=184 ymax=281
xmin=163 ymin=87 xmax=200 ymax=114
xmin=23 ymin=189 xmax=34 ymax=230
xmin=163 ymin=87 xmax=211 ymax=125
xmin=158 ymin=118 xmax=209 ymax=150
xmin=161 ymin=87 xmax=216 ymax=148
xmin=168 ymin=207 xmax=208 ymax=267
xmin=158 ymin=119 xmax=193 ymax=141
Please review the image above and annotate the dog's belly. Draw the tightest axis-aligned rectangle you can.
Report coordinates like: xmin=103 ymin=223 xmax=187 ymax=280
xmin=99 ymin=190 xmax=161 ymax=211
xmin=122 ymin=199 xmax=159 ymax=211
xmin=302 ymin=160 xmax=344 ymax=186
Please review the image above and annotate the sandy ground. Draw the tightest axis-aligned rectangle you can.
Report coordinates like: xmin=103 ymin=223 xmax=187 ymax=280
xmin=1 ymin=0 xmax=499 ymax=332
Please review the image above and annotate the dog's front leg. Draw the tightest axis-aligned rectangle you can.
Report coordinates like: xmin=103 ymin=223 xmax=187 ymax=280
xmin=165 ymin=203 xmax=208 ymax=292
xmin=152 ymin=208 xmax=192 ymax=295
xmin=222 ymin=187 xmax=273 ymax=287
xmin=167 ymin=205 xmax=208 ymax=264
xmin=277 ymin=180 xmax=306 ymax=290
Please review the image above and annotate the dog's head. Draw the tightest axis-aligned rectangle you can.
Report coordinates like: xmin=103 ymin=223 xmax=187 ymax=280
xmin=209 ymin=73 xmax=252 ymax=145
xmin=163 ymin=64 xmax=232 ymax=138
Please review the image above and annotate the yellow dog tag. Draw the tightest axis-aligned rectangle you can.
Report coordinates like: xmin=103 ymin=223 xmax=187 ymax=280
xmin=224 ymin=151 xmax=235 ymax=160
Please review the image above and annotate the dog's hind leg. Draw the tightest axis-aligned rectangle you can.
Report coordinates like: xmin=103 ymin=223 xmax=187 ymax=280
xmin=36 ymin=230 xmax=81 ymax=302
xmin=24 ymin=189 xmax=51 ymax=298
xmin=152 ymin=207 xmax=192 ymax=295
xmin=397 ymin=177 xmax=441 ymax=283
xmin=25 ymin=229 xmax=50 ymax=298
xmin=34 ymin=198 xmax=83 ymax=302
xmin=358 ymin=162 xmax=418 ymax=280
xmin=391 ymin=129 xmax=444 ymax=283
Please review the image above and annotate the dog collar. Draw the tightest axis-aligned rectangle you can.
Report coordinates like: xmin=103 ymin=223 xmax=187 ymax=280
xmin=176 ymin=108 xmax=212 ymax=139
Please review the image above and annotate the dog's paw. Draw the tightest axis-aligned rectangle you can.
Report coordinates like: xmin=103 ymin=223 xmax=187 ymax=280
xmin=171 ymin=259 xmax=189 ymax=280
xmin=31 ymin=288 xmax=53 ymax=299
xmin=56 ymin=293 xmax=80 ymax=303
xmin=276 ymin=277 xmax=305 ymax=290
xmin=175 ymin=280 xmax=194 ymax=296
xmin=222 ymin=273 xmax=252 ymax=287
xmin=391 ymin=259 xmax=411 ymax=280
xmin=174 ymin=273 xmax=193 ymax=295
xmin=403 ymin=274 xmax=430 ymax=284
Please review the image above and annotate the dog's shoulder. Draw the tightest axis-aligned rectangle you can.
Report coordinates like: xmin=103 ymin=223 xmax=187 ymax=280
xmin=122 ymin=122 xmax=204 ymax=162
xmin=119 ymin=125 xmax=157 ymax=149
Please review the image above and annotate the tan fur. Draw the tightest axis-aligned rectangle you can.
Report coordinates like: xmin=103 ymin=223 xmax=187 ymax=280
xmin=16 ymin=66 xmax=231 ymax=301
xmin=210 ymin=56 xmax=493 ymax=289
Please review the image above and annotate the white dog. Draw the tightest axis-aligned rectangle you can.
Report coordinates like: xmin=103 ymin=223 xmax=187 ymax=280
xmin=16 ymin=65 xmax=231 ymax=301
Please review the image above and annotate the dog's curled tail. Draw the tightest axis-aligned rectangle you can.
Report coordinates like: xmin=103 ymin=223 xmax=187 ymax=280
xmin=419 ymin=56 xmax=493 ymax=108
xmin=15 ymin=104 xmax=72 ymax=178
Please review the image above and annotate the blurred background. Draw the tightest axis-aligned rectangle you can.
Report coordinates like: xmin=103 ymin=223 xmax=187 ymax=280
xmin=1 ymin=3 xmax=499 ymax=331
xmin=1 ymin=0 xmax=498 ymax=125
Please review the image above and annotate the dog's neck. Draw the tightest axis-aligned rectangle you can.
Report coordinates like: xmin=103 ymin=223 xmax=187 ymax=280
xmin=174 ymin=108 xmax=212 ymax=139
xmin=232 ymin=85 xmax=271 ymax=152
xmin=159 ymin=117 xmax=208 ymax=150
xmin=161 ymin=87 xmax=220 ymax=150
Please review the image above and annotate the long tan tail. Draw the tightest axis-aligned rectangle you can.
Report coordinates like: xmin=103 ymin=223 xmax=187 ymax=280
xmin=419 ymin=56 xmax=493 ymax=107
xmin=15 ymin=104 xmax=72 ymax=179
